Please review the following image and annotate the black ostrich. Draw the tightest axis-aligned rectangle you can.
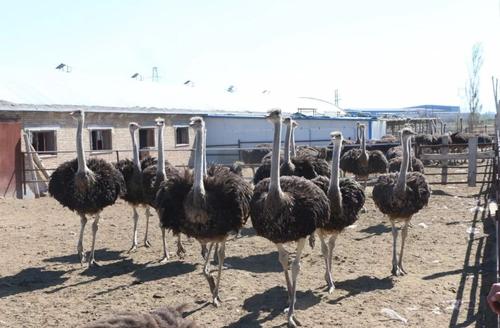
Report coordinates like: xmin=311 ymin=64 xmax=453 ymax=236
xmin=250 ymin=109 xmax=330 ymax=327
xmin=388 ymin=156 xmax=425 ymax=174
xmin=156 ymin=117 xmax=252 ymax=307
xmin=372 ymin=127 xmax=431 ymax=276
xmin=48 ymin=110 xmax=125 ymax=267
xmin=450 ymin=118 xmax=469 ymax=144
xmin=114 ymin=122 xmax=156 ymax=252
xmin=339 ymin=124 xmax=388 ymax=188
xmin=142 ymin=118 xmax=181 ymax=263
xmin=253 ymin=117 xmax=330 ymax=185
xmin=311 ymin=131 xmax=365 ymax=293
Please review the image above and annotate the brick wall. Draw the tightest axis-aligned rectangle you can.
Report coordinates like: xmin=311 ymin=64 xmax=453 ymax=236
xmin=10 ymin=111 xmax=195 ymax=172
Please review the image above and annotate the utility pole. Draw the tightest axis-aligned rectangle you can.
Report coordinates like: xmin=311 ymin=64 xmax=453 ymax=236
xmin=334 ymin=89 xmax=341 ymax=107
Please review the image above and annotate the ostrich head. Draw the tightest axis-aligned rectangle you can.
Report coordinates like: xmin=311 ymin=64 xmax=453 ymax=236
xmin=330 ymin=131 xmax=343 ymax=144
xmin=155 ymin=117 xmax=165 ymax=127
xmin=292 ymin=120 xmax=299 ymax=128
xmin=266 ymin=109 xmax=282 ymax=123
xmin=129 ymin=122 xmax=140 ymax=132
xmin=283 ymin=117 xmax=292 ymax=126
xmin=70 ymin=110 xmax=84 ymax=121
xmin=189 ymin=116 xmax=205 ymax=131
xmin=400 ymin=127 xmax=416 ymax=137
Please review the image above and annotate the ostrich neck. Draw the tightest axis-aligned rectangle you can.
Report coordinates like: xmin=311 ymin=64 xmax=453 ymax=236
xmin=328 ymin=140 xmax=342 ymax=212
xmin=284 ymin=123 xmax=292 ymax=164
xmin=202 ymin=127 xmax=207 ymax=176
xmin=291 ymin=127 xmax=296 ymax=157
xmin=76 ymin=116 xmax=88 ymax=173
xmin=395 ymin=135 xmax=410 ymax=193
xmin=439 ymin=122 xmax=444 ymax=135
xmin=361 ymin=129 xmax=368 ymax=157
xmin=269 ymin=121 xmax=282 ymax=193
xmin=157 ymin=124 xmax=165 ymax=178
xmin=193 ymin=129 xmax=205 ymax=195
xmin=130 ymin=129 xmax=140 ymax=170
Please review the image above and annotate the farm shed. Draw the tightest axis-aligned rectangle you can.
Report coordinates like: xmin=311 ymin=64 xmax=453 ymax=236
xmin=0 ymin=72 xmax=373 ymax=197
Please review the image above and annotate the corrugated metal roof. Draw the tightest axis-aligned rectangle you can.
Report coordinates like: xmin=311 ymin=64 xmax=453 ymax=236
xmin=0 ymin=72 xmax=347 ymax=116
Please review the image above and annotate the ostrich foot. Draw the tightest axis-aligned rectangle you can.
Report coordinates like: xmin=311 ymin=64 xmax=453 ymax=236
xmin=128 ymin=244 xmax=138 ymax=253
xmin=144 ymin=239 xmax=152 ymax=248
xmin=88 ymin=259 xmax=101 ymax=268
xmin=159 ymin=255 xmax=170 ymax=264
xmin=288 ymin=315 xmax=302 ymax=327
xmin=212 ymin=295 xmax=222 ymax=307
xmin=360 ymin=206 xmax=367 ymax=213
xmin=391 ymin=265 xmax=405 ymax=276
xmin=176 ymin=244 xmax=187 ymax=259
xmin=324 ymin=273 xmax=335 ymax=294
xmin=78 ymin=251 xmax=86 ymax=264
xmin=398 ymin=264 xmax=408 ymax=275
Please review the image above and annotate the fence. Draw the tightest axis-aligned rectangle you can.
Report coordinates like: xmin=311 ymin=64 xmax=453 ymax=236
xmin=418 ymin=137 xmax=495 ymax=186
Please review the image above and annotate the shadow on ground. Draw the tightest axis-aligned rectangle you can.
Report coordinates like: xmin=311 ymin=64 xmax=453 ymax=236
xmin=328 ymin=275 xmax=394 ymax=304
xmin=225 ymin=251 xmax=281 ymax=273
xmin=225 ymin=286 xmax=321 ymax=328
xmin=0 ymin=267 xmax=73 ymax=298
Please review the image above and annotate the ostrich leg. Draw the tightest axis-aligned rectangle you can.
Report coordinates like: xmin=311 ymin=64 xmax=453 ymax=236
xmin=176 ymin=235 xmax=186 ymax=258
xmin=277 ymin=244 xmax=293 ymax=310
xmin=211 ymin=240 xmax=226 ymax=307
xmin=201 ymin=242 xmax=217 ymax=302
xmin=327 ymin=234 xmax=338 ymax=280
xmin=159 ymin=227 xmax=170 ymax=264
xmin=288 ymin=238 xmax=306 ymax=328
xmin=78 ymin=214 xmax=87 ymax=264
xmin=88 ymin=213 xmax=101 ymax=267
xmin=398 ymin=220 xmax=410 ymax=275
xmin=128 ymin=207 xmax=139 ymax=253
xmin=390 ymin=221 xmax=402 ymax=276
xmin=319 ymin=233 xmax=334 ymax=293
xmin=144 ymin=207 xmax=152 ymax=247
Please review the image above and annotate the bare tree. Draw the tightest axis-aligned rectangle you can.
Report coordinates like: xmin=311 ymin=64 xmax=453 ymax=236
xmin=466 ymin=43 xmax=483 ymax=132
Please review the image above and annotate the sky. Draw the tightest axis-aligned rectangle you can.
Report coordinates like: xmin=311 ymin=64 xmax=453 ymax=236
xmin=0 ymin=0 xmax=499 ymax=111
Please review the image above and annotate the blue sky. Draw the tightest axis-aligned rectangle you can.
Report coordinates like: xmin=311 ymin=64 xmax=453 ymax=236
xmin=1 ymin=0 xmax=499 ymax=110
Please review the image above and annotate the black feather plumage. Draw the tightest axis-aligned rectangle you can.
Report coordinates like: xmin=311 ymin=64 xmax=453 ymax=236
xmin=372 ymin=172 xmax=430 ymax=219
xmin=156 ymin=165 xmax=252 ymax=240
xmin=312 ymin=176 xmax=365 ymax=231
xmin=250 ymin=176 xmax=330 ymax=243
xmin=254 ymin=157 xmax=330 ymax=185
xmin=49 ymin=158 xmax=125 ymax=214
xmin=388 ymin=157 xmax=425 ymax=174
xmin=340 ymin=149 xmax=388 ymax=176
xmin=142 ymin=161 xmax=179 ymax=207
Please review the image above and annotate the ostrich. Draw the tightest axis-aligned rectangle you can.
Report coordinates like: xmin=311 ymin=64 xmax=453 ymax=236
xmin=114 ymin=123 xmax=155 ymax=252
xmin=82 ymin=306 xmax=198 ymax=328
xmin=48 ymin=110 xmax=125 ymax=267
xmin=250 ymin=109 xmax=330 ymax=327
xmin=253 ymin=117 xmax=330 ymax=185
xmin=156 ymin=117 xmax=252 ymax=306
xmin=372 ymin=127 xmax=431 ymax=276
xmin=339 ymin=124 xmax=388 ymax=188
xmin=311 ymin=131 xmax=365 ymax=293
xmin=142 ymin=118 xmax=182 ymax=263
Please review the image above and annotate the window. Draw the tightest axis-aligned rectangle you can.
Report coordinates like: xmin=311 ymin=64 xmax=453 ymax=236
xmin=90 ymin=129 xmax=112 ymax=151
xmin=175 ymin=126 xmax=189 ymax=145
xmin=139 ymin=128 xmax=155 ymax=149
xmin=30 ymin=131 xmax=57 ymax=155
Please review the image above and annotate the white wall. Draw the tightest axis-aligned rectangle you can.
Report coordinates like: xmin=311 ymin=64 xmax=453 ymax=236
xmin=204 ymin=116 xmax=373 ymax=163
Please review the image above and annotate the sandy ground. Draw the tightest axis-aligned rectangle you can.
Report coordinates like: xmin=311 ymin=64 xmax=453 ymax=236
xmin=0 ymin=164 xmax=497 ymax=327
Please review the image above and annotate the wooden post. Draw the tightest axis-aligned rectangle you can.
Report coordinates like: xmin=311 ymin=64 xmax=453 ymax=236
xmin=468 ymin=137 xmax=478 ymax=187
xmin=441 ymin=136 xmax=449 ymax=185
xmin=22 ymin=132 xmax=40 ymax=198
xmin=493 ymin=77 xmax=500 ymax=134
xmin=238 ymin=139 xmax=241 ymax=161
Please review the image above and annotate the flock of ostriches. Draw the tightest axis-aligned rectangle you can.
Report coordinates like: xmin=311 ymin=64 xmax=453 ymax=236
xmin=48 ymin=109 xmax=432 ymax=328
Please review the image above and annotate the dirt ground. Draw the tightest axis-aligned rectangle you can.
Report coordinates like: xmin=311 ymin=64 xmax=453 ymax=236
xmin=0 ymin=164 xmax=497 ymax=327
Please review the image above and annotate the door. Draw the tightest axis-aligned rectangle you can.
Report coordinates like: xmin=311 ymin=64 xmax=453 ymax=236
xmin=0 ymin=121 xmax=21 ymax=198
